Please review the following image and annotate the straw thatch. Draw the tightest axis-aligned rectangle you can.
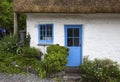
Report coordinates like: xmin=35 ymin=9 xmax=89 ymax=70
xmin=14 ymin=0 xmax=120 ymax=13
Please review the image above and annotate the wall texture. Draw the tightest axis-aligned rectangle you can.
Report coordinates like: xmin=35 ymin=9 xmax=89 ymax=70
xmin=27 ymin=13 xmax=120 ymax=63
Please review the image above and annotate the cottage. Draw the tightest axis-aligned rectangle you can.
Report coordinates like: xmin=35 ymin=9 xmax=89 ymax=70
xmin=14 ymin=0 xmax=120 ymax=66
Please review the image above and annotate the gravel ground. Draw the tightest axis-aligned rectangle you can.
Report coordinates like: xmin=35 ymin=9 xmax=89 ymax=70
xmin=0 ymin=73 xmax=57 ymax=82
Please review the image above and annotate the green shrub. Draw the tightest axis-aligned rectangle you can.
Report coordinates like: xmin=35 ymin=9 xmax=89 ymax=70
xmin=41 ymin=44 xmax=69 ymax=78
xmin=79 ymin=56 xmax=120 ymax=82
xmin=24 ymin=33 xmax=31 ymax=47
xmin=47 ymin=44 xmax=69 ymax=55
xmin=0 ymin=34 xmax=43 ymax=76
xmin=0 ymin=51 xmax=24 ymax=73
xmin=22 ymin=47 xmax=42 ymax=59
xmin=0 ymin=34 xmax=23 ymax=55
xmin=0 ymin=35 xmax=69 ymax=79
xmin=0 ymin=50 xmax=43 ymax=75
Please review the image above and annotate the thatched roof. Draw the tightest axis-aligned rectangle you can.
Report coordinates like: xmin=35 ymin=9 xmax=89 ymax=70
xmin=14 ymin=0 xmax=120 ymax=13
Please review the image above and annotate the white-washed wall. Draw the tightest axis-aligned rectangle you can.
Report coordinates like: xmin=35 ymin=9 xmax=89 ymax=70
xmin=27 ymin=14 xmax=120 ymax=64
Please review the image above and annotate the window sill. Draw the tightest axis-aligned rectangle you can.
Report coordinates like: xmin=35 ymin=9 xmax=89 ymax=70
xmin=37 ymin=44 xmax=52 ymax=46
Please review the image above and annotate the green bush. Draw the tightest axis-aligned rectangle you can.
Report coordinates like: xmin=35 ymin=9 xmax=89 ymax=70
xmin=24 ymin=33 xmax=31 ymax=47
xmin=0 ymin=51 xmax=24 ymax=73
xmin=41 ymin=44 xmax=69 ymax=78
xmin=0 ymin=34 xmax=23 ymax=55
xmin=79 ymin=56 xmax=120 ymax=82
xmin=0 ymin=34 xmax=43 ymax=77
xmin=22 ymin=47 xmax=42 ymax=59
xmin=0 ymin=50 xmax=43 ymax=75
xmin=0 ymin=35 xmax=69 ymax=78
xmin=47 ymin=44 xmax=69 ymax=55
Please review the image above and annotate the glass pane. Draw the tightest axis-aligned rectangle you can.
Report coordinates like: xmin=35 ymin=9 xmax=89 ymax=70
xmin=67 ymin=38 xmax=73 ymax=46
xmin=40 ymin=26 xmax=43 ymax=30
xmin=50 ymin=31 xmax=52 ymax=37
xmin=47 ymin=31 xmax=49 ymax=36
xmin=46 ymin=37 xmax=52 ymax=40
xmin=74 ymin=28 xmax=79 ymax=37
xmin=40 ymin=36 xmax=43 ymax=40
xmin=74 ymin=38 xmax=79 ymax=46
xmin=43 ymin=31 xmax=45 ymax=36
xmin=67 ymin=28 xmax=73 ymax=37
xmin=47 ymin=25 xmax=49 ymax=31
xmin=43 ymin=25 xmax=45 ymax=31
xmin=40 ymin=30 xmax=43 ymax=36
xmin=49 ymin=25 xmax=52 ymax=31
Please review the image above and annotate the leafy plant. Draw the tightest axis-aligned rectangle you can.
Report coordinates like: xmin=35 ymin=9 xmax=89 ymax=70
xmin=0 ymin=36 xmax=69 ymax=79
xmin=41 ymin=44 xmax=69 ymax=78
xmin=25 ymin=33 xmax=31 ymax=47
xmin=0 ymin=34 xmax=43 ymax=77
xmin=0 ymin=0 xmax=26 ymax=33
xmin=0 ymin=0 xmax=13 ymax=32
xmin=0 ymin=51 xmax=24 ymax=73
xmin=22 ymin=47 xmax=42 ymax=60
xmin=47 ymin=44 xmax=69 ymax=55
xmin=0 ymin=34 xmax=23 ymax=55
xmin=79 ymin=56 xmax=120 ymax=82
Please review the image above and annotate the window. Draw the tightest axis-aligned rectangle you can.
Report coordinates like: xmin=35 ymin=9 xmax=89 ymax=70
xmin=38 ymin=24 xmax=53 ymax=44
xmin=67 ymin=28 xmax=80 ymax=47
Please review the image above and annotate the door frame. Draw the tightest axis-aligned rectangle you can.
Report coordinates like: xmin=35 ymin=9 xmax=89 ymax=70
xmin=64 ymin=24 xmax=83 ymax=66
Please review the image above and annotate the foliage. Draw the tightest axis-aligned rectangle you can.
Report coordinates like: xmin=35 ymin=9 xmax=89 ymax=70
xmin=22 ymin=47 xmax=42 ymax=60
xmin=0 ymin=35 xmax=69 ymax=78
xmin=0 ymin=0 xmax=13 ymax=32
xmin=41 ymin=44 xmax=69 ymax=78
xmin=0 ymin=34 xmax=23 ymax=55
xmin=0 ymin=50 xmax=43 ymax=74
xmin=0 ymin=51 xmax=24 ymax=73
xmin=25 ymin=33 xmax=31 ymax=47
xmin=18 ymin=14 xmax=26 ymax=30
xmin=0 ymin=34 xmax=43 ymax=76
xmin=0 ymin=0 xmax=26 ymax=33
xmin=47 ymin=44 xmax=69 ymax=55
xmin=79 ymin=56 xmax=120 ymax=82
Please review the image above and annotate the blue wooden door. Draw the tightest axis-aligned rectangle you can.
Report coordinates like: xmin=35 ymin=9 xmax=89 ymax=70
xmin=65 ymin=25 xmax=82 ymax=66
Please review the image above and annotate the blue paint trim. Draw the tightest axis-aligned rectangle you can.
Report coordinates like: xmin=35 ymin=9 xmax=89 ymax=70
xmin=64 ymin=24 xmax=83 ymax=66
xmin=38 ymin=24 xmax=54 ymax=44
xmin=38 ymin=24 xmax=40 ymax=44
xmin=52 ymin=24 xmax=54 ymax=44
xmin=80 ymin=25 xmax=83 ymax=64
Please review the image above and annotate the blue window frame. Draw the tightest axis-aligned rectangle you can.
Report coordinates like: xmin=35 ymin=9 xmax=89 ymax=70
xmin=38 ymin=24 xmax=53 ymax=44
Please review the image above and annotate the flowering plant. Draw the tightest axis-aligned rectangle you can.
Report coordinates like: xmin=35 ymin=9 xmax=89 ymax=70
xmin=79 ymin=56 xmax=120 ymax=82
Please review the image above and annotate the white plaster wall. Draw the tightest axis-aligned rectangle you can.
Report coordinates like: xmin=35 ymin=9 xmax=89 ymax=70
xmin=27 ymin=13 xmax=120 ymax=64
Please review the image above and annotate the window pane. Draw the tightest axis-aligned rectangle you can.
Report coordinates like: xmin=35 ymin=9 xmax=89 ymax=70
xmin=49 ymin=25 xmax=52 ymax=31
xmin=47 ymin=31 xmax=49 ymax=36
xmin=74 ymin=28 xmax=79 ymax=37
xmin=74 ymin=38 xmax=79 ymax=46
xmin=40 ymin=26 xmax=43 ymax=30
xmin=67 ymin=38 xmax=73 ymax=46
xmin=43 ymin=31 xmax=45 ymax=36
xmin=40 ymin=30 xmax=43 ymax=36
xmin=40 ymin=36 xmax=43 ymax=40
xmin=43 ymin=25 xmax=45 ymax=30
xmin=67 ymin=28 xmax=73 ymax=37
xmin=47 ymin=25 xmax=49 ymax=31
xmin=50 ymin=31 xmax=52 ymax=37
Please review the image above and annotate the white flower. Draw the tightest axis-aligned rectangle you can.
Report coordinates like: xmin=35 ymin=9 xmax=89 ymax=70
xmin=15 ymin=65 xmax=19 ymax=67
xmin=112 ymin=63 xmax=116 ymax=66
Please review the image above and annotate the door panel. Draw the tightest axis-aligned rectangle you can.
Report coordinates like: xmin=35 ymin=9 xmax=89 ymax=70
xmin=65 ymin=25 xmax=82 ymax=66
